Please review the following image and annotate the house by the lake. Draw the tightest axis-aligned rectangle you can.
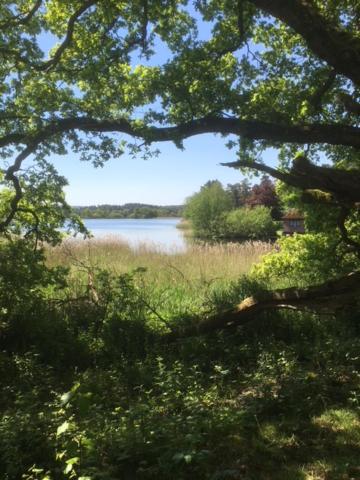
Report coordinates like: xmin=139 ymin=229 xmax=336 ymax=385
xmin=282 ymin=210 xmax=305 ymax=235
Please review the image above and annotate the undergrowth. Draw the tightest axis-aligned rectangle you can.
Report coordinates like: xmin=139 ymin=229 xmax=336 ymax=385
xmin=0 ymin=240 xmax=359 ymax=480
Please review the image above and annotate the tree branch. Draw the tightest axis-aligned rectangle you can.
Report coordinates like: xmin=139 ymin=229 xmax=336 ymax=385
xmin=249 ymin=0 xmax=360 ymax=86
xmin=20 ymin=207 xmax=41 ymax=250
xmin=337 ymin=92 xmax=360 ymax=116
xmin=337 ymin=206 xmax=360 ymax=258
xmin=0 ymin=144 xmax=38 ymax=231
xmin=36 ymin=0 xmax=98 ymax=72
xmin=308 ymin=69 xmax=336 ymax=113
xmin=0 ymin=1 xmax=42 ymax=29
xmin=141 ymin=0 xmax=149 ymax=52
xmin=0 ymin=1 xmax=97 ymax=72
xmin=223 ymin=156 xmax=360 ymax=203
xmin=1 ymin=116 xmax=360 ymax=152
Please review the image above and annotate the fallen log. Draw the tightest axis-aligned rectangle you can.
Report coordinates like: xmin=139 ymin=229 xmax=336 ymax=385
xmin=169 ymin=271 xmax=360 ymax=338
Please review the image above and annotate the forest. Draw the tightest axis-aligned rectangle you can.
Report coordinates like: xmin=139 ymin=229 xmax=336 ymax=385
xmin=0 ymin=1 xmax=360 ymax=479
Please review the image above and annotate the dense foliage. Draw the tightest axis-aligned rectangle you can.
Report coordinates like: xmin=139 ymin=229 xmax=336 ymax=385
xmin=225 ymin=205 xmax=278 ymax=240
xmin=184 ymin=181 xmax=234 ymax=238
xmin=0 ymin=0 xmax=360 ymax=478
xmin=184 ymin=180 xmax=278 ymax=239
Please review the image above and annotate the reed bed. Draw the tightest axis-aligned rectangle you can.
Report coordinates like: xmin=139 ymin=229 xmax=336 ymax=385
xmin=48 ymin=236 xmax=273 ymax=289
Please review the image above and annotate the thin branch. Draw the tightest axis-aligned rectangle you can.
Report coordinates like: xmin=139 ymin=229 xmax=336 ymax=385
xmin=0 ymin=144 xmax=37 ymax=231
xmin=37 ymin=0 xmax=98 ymax=72
xmin=0 ymin=1 xmax=98 ymax=72
xmin=20 ymin=207 xmax=40 ymax=250
xmin=0 ymin=1 xmax=42 ymax=29
xmin=141 ymin=0 xmax=149 ymax=52
xmin=308 ymin=69 xmax=336 ymax=113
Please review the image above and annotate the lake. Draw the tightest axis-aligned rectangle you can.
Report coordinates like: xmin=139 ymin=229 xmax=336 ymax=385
xmin=81 ymin=218 xmax=186 ymax=252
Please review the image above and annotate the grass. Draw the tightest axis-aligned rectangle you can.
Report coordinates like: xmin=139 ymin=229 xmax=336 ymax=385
xmin=47 ymin=238 xmax=273 ymax=323
xmin=48 ymin=236 xmax=272 ymax=288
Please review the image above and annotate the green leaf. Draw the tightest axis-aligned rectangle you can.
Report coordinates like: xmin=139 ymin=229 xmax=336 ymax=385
xmin=56 ymin=421 xmax=70 ymax=436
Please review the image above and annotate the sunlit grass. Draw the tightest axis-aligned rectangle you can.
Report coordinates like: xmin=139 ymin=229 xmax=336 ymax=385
xmin=47 ymin=237 xmax=273 ymax=320
xmin=48 ymin=236 xmax=273 ymax=288
xmin=313 ymin=408 xmax=360 ymax=444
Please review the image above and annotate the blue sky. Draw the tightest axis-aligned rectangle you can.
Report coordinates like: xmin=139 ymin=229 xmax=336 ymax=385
xmin=50 ymin=135 xmax=267 ymax=206
xmin=38 ymin=8 xmax=277 ymax=207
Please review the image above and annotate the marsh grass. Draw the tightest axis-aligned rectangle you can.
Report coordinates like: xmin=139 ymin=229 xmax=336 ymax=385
xmin=47 ymin=238 xmax=273 ymax=322
xmin=48 ymin=236 xmax=272 ymax=288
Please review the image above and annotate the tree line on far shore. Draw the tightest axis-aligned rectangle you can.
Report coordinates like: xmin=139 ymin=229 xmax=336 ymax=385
xmin=74 ymin=176 xmax=279 ymax=232
xmin=184 ymin=176 xmax=281 ymax=240
xmin=73 ymin=203 xmax=183 ymax=219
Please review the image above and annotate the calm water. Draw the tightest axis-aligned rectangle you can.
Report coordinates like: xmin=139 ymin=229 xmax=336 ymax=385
xmin=82 ymin=218 xmax=186 ymax=252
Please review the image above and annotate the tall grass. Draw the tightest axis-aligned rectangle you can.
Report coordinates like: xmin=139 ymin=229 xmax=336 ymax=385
xmin=47 ymin=238 xmax=273 ymax=319
xmin=48 ymin=237 xmax=273 ymax=287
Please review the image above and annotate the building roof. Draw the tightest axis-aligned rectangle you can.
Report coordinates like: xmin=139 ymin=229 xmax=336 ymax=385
xmin=282 ymin=210 xmax=304 ymax=220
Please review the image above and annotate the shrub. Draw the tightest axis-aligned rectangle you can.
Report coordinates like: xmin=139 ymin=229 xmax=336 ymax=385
xmin=224 ymin=206 xmax=278 ymax=240
xmin=252 ymin=233 xmax=360 ymax=287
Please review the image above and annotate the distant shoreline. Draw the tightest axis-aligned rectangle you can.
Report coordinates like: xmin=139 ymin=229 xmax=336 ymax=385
xmin=81 ymin=216 xmax=182 ymax=220
xmin=73 ymin=203 xmax=184 ymax=220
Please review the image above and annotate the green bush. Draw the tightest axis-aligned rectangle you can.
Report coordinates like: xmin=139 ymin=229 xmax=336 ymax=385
xmin=252 ymin=233 xmax=360 ymax=287
xmin=224 ymin=206 xmax=278 ymax=240
xmin=184 ymin=181 xmax=233 ymax=238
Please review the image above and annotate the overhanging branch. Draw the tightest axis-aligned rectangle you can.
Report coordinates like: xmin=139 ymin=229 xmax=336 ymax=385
xmin=223 ymin=156 xmax=360 ymax=204
xmin=1 ymin=116 xmax=360 ymax=151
